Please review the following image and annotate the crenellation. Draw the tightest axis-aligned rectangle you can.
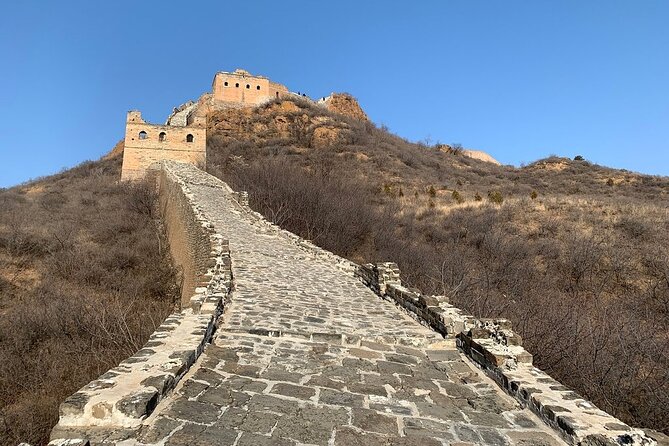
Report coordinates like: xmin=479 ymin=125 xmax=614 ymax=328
xmin=121 ymin=111 xmax=206 ymax=181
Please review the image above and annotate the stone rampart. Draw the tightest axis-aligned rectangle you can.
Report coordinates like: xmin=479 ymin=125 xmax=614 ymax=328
xmin=48 ymin=162 xmax=658 ymax=446
xmin=165 ymin=101 xmax=198 ymax=126
xmin=356 ymin=263 xmax=656 ymax=446
xmin=156 ymin=163 xmax=216 ymax=308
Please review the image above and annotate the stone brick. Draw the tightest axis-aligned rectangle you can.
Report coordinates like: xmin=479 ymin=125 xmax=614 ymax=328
xmin=506 ymin=431 xmax=565 ymax=446
xmin=351 ymin=408 xmax=398 ymax=435
xmin=270 ymin=383 xmax=316 ymax=400
xmin=116 ymin=389 xmax=159 ymax=419
xmin=319 ymin=389 xmax=365 ymax=407
xmin=274 ymin=406 xmax=349 ymax=445
xmin=334 ymin=427 xmax=387 ymax=446
xmin=165 ymin=400 xmax=221 ymax=424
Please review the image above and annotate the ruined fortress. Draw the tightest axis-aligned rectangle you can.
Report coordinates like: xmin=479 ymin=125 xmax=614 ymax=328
xmin=121 ymin=69 xmax=285 ymax=181
xmin=121 ymin=69 xmax=363 ymax=181
xmin=211 ymin=69 xmax=289 ymax=105
xmin=47 ymin=71 xmax=662 ymax=445
xmin=120 ymin=111 xmax=206 ymax=181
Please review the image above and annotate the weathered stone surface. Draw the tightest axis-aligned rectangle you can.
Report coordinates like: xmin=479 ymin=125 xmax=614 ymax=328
xmin=59 ymin=393 xmax=90 ymax=417
xmin=320 ymin=93 xmax=369 ymax=121
xmin=319 ymin=389 xmax=365 ymax=407
xmin=116 ymin=389 xmax=159 ymax=419
xmin=137 ymin=416 xmax=182 ymax=443
xmin=274 ymin=406 xmax=349 ymax=444
xmin=403 ymin=417 xmax=454 ymax=439
xmin=165 ymin=400 xmax=221 ymax=424
xmin=270 ymin=383 xmax=316 ymax=400
xmin=117 ymin=164 xmax=568 ymax=446
xmin=352 ymin=408 xmax=399 ymax=435
xmin=507 ymin=430 xmax=569 ymax=446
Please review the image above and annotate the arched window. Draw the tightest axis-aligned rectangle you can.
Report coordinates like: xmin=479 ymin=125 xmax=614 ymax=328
xmin=256 ymin=85 xmax=261 ymax=90
xmin=139 ymin=131 xmax=147 ymax=140
xmin=246 ymin=84 xmax=250 ymax=89
xmin=186 ymin=134 xmax=194 ymax=143
xmin=235 ymin=83 xmax=239 ymax=88
xmin=224 ymin=81 xmax=229 ymax=87
xmin=276 ymin=92 xmax=279 ymax=98
xmin=159 ymin=132 xmax=166 ymax=142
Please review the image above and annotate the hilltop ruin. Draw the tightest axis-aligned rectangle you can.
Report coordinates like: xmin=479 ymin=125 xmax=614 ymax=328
xmin=121 ymin=69 xmax=372 ymax=181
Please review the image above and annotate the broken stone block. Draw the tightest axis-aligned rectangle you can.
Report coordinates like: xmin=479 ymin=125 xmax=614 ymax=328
xmin=59 ymin=392 xmax=90 ymax=417
xmin=116 ymin=388 xmax=160 ymax=419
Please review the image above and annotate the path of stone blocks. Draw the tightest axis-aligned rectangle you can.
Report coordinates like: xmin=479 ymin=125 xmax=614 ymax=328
xmin=132 ymin=180 xmax=566 ymax=446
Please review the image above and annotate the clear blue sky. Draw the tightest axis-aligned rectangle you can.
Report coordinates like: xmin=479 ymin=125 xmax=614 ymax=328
xmin=1 ymin=1 xmax=668 ymax=187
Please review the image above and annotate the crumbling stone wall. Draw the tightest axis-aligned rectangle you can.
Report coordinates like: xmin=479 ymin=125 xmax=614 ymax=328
xmin=155 ymin=164 xmax=215 ymax=308
xmin=121 ymin=111 xmax=206 ymax=181
xmin=165 ymin=101 xmax=198 ymax=126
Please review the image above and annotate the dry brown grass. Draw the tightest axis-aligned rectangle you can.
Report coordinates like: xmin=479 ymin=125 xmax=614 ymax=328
xmin=0 ymin=156 xmax=179 ymax=445
xmin=207 ymin=97 xmax=669 ymax=434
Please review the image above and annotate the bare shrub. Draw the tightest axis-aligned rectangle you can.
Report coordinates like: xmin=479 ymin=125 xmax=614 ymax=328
xmin=205 ymin=97 xmax=669 ymax=434
xmin=0 ymin=157 xmax=178 ymax=445
xmin=487 ymin=190 xmax=504 ymax=204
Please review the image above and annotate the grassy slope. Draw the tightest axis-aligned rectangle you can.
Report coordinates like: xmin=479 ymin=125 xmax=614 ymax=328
xmin=207 ymin=97 xmax=669 ymax=433
xmin=0 ymin=156 xmax=179 ymax=445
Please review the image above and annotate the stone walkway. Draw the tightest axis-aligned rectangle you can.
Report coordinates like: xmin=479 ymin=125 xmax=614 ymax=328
xmin=132 ymin=180 xmax=566 ymax=446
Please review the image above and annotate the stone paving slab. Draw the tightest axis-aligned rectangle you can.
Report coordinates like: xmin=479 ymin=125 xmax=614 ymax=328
xmin=124 ymin=174 xmax=566 ymax=446
xmin=133 ymin=334 xmax=565 ymax=446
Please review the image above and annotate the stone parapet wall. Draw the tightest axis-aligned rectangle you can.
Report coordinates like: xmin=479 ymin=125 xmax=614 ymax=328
xmin=156 ymin=163 xmax=216 ymax=307
xmin=357 ymin=262 xmax=656 ymax=446
xmin=163 ymin=162 xmax=360 ymax=275
xmin=49 ymin=162 xmax=231 ymax=444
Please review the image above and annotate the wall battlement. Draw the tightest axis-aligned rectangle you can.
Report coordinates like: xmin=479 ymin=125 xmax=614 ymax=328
xmin=120 ymin=111 xmax=206 ymax=181
xmin=212 ymin=68 xmax=289 ymax=106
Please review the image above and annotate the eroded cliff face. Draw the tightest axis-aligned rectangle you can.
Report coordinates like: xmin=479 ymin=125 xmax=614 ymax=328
xmin=321 ymin=93 xmax=369 ymax=121
xmin=102 ymin=140 xmax=124 ymax=160
xmin=207 ymin=98 xmax=360 ymax=149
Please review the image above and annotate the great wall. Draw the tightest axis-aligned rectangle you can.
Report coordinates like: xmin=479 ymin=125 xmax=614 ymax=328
xmin=45 ymin=70 xmax=661 ymax=446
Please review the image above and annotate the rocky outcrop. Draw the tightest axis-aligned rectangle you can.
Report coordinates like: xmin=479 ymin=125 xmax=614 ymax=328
xmin=437 ymin=144 xmax=500 ymax=165
xmin=207 ymin=99 xmax=353 ymax=149
xmin=462 ymin=149 xmax=501 ymax=165
xmin=101 ymin=140 xmax=124 ymax=160
xmin=319 ymin=93 xmax=369 ymax=121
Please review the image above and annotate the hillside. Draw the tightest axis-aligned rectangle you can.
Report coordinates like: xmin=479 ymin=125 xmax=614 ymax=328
xmin=0 ymin=155 xmax=179 ymax=445
xmin=206 ymin=96 xmax=669 ymax=434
